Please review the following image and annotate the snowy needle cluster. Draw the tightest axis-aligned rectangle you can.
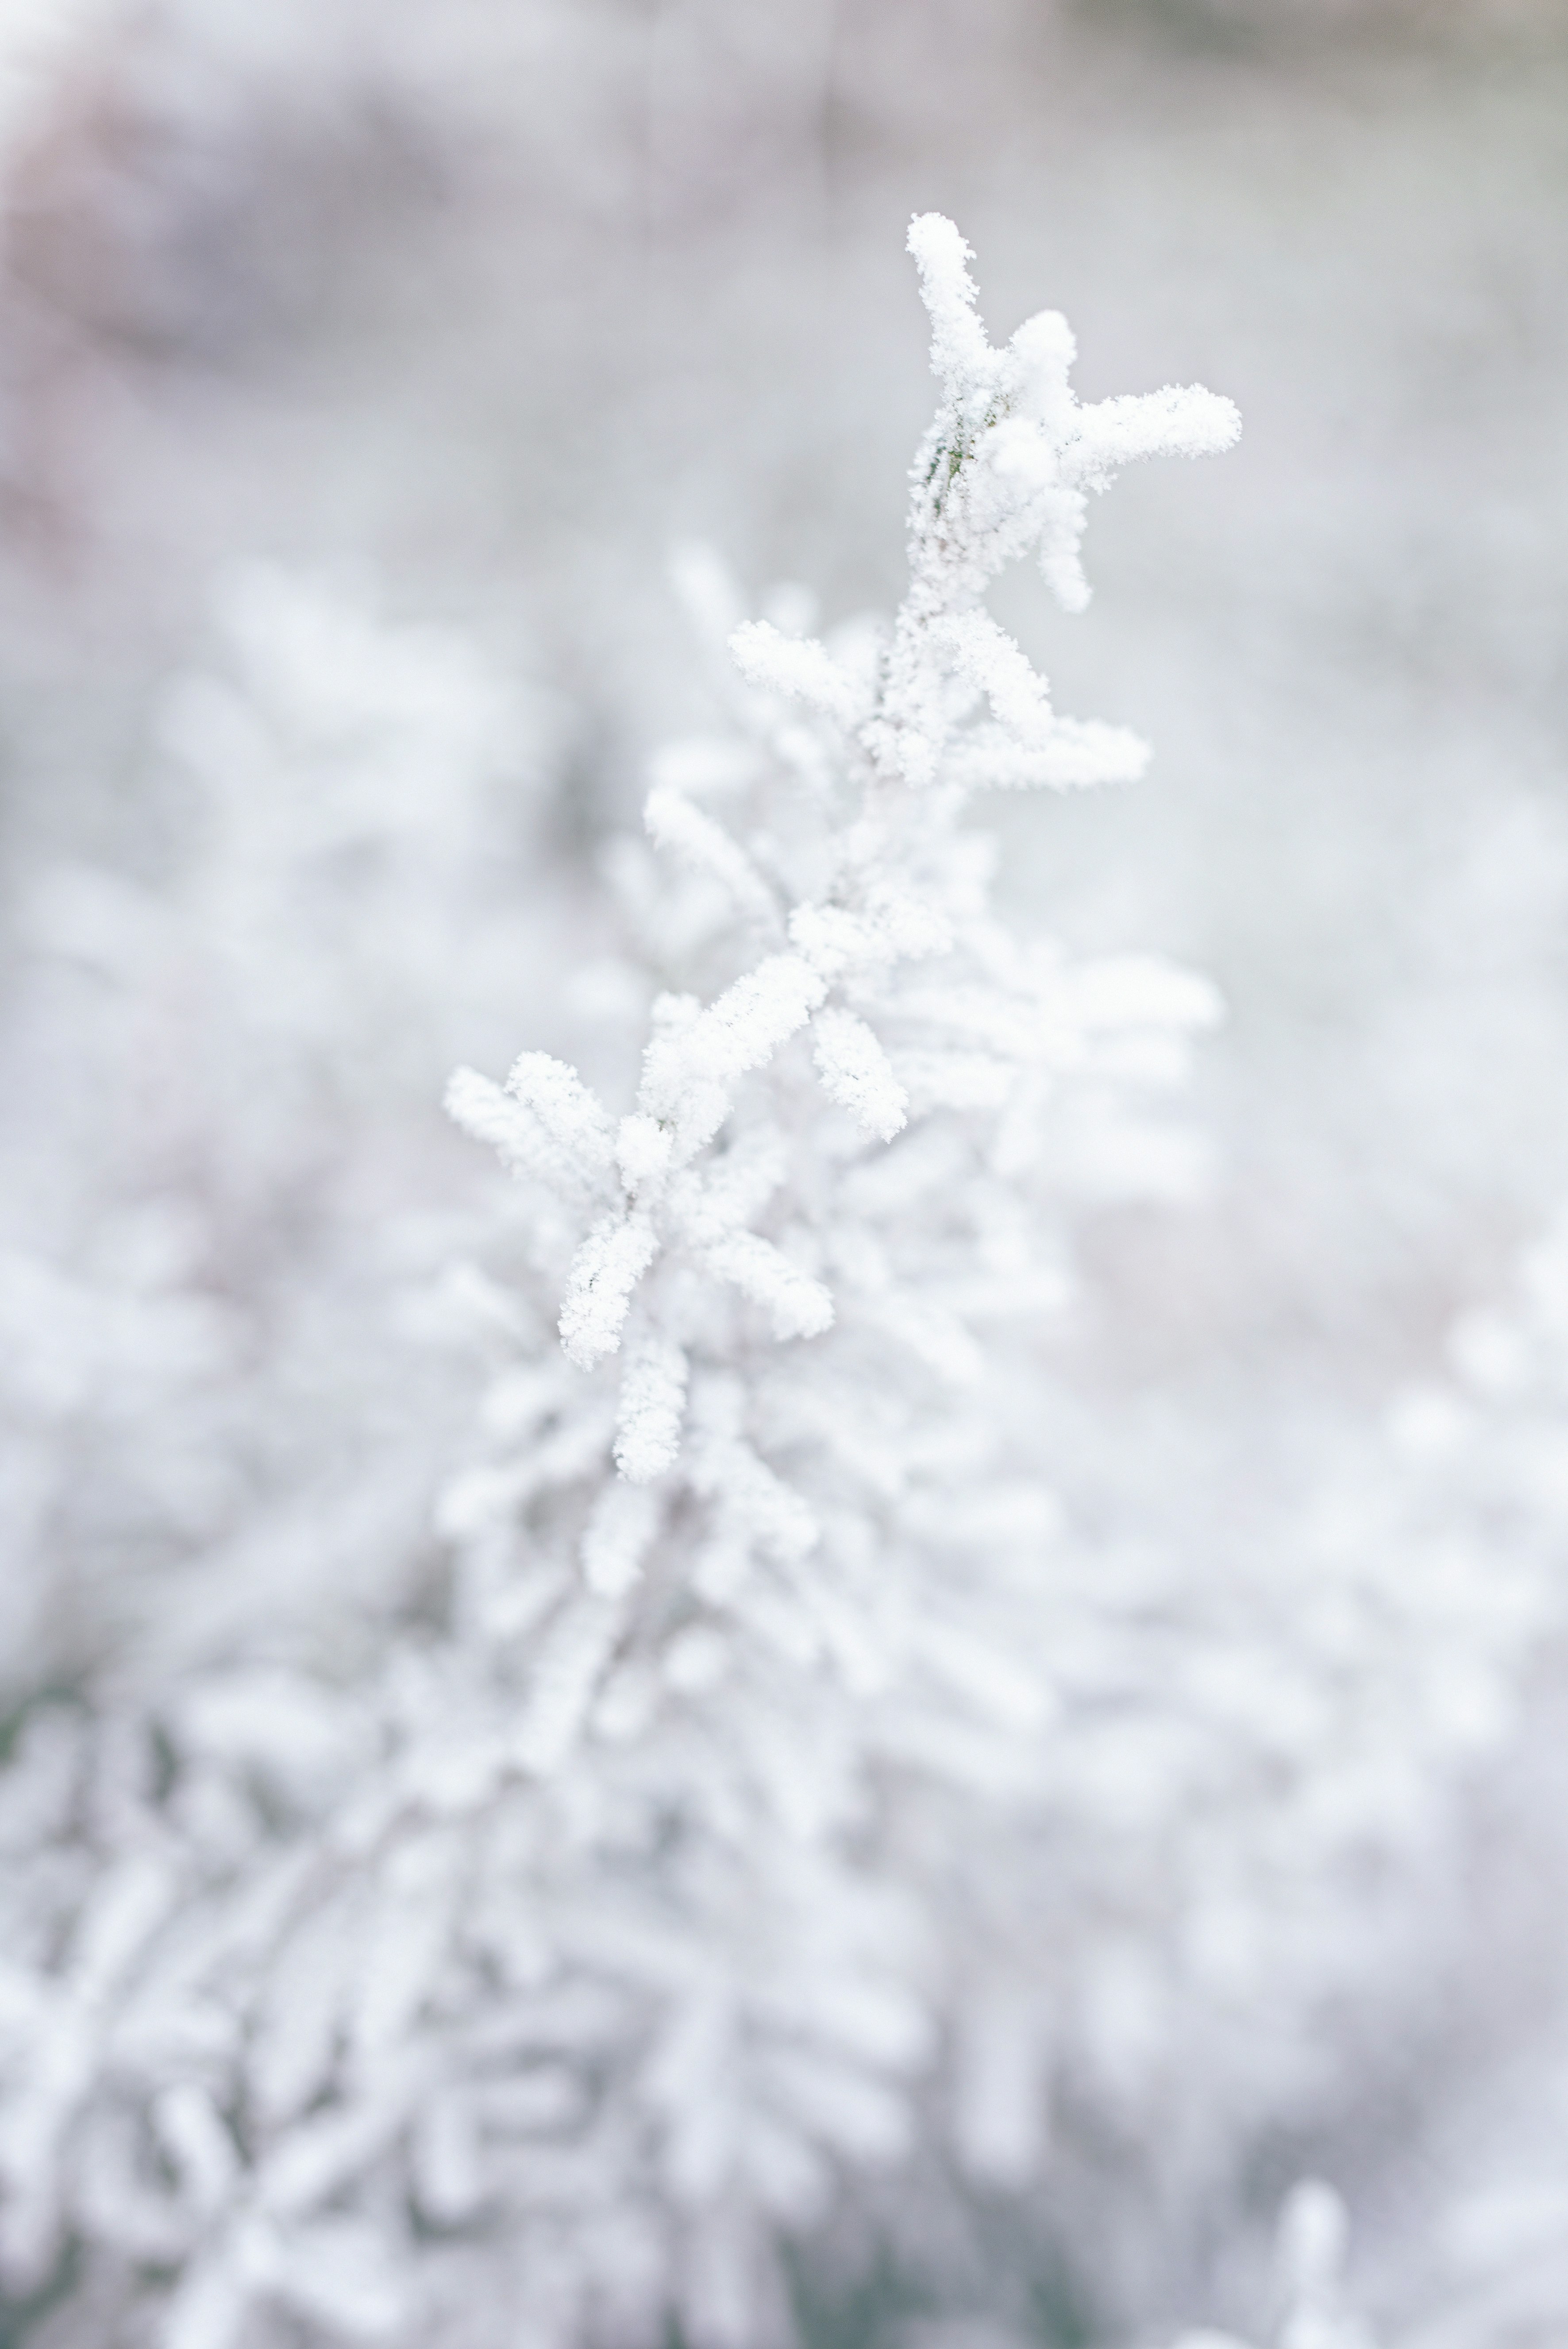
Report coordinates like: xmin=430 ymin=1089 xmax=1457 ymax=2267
xmin=0 ymin=219 xmax=1237 ymax=2349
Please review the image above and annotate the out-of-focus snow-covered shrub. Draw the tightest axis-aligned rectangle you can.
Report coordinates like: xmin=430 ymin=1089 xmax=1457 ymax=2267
xmin=1391 ymin=1206 xmax=1568 ymax=1549
xmin=0 ymin=563 xmax=567 ymax=1693
xmin=1320 ymin=1213 xmax=1568 ymax=2349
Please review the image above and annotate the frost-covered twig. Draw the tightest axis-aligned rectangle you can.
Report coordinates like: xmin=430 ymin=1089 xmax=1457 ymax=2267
xmin=0 ymin=220 xmax=1236 ymax=2349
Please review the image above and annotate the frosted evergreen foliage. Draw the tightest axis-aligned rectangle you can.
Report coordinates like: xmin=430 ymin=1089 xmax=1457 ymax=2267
xmin=0 ymin=224 xmax=1235 ymax=2347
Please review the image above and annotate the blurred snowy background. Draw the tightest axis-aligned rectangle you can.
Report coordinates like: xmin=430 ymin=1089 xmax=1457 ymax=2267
xmin=3 ymin=0 xmax=1568 ymax=2345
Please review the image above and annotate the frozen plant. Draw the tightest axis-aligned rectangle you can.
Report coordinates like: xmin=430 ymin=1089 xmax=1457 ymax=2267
xmin=1102 ymin=1215 xmax=1568 ymax=2349
xmin=0 ymin=219 xmax=1236 ymax=2348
